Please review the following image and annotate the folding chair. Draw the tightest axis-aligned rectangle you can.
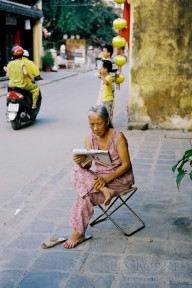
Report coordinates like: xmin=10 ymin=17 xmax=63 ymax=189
xmin=90 ymin=186 xmax=145 ymax=236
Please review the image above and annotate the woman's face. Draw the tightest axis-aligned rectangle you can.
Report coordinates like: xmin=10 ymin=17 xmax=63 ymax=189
xmin=88 ymin=113 xmax=109 ymax=137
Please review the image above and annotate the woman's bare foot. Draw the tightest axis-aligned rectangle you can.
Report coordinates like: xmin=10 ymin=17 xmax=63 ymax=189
xmin=101 ymin=187 xmax=115 ymax=206
xmin=63 ymin=230 xmax=85 ymax=249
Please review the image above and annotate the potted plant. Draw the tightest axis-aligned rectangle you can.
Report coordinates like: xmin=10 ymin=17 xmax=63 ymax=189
xmin=42 ymin=51 xmax=54 ymax=72
xmin=172 ymin=142 xmax=192 ymax=189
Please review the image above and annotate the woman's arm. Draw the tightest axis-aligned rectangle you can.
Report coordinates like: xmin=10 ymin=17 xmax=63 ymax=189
xmin=103 ymin=132 xmax=132 ymax=184
xmin=72 ymin=136 xmax=92 ymax=169
xmin=23 ymin=65 xmax=33 ymax=81
xmin=83 ymin=135 xmax=92 ymax=169
xmin=99 ymin=73 xmax=109 ymax=85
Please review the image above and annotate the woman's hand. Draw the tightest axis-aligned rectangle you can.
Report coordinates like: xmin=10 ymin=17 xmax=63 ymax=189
xmin=93 ymin=176 xmax=106 ymax=190
xmin=73 ymin=155 xmax=86 ymax=166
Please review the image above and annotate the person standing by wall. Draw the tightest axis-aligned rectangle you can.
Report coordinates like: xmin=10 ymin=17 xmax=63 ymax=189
xmin=60 ymin=44 xmax=66 ymax=59
xmin=96 ymin=44 xmax=116 ymax=105
xmin=98 ymin=60 xmax=114 ymax=120
xmin=86 ymin=46 xmax=93 ymax=70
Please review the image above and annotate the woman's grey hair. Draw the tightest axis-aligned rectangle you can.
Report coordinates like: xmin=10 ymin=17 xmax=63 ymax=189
xmin=88 ymin=105 xmax=113 ymax=128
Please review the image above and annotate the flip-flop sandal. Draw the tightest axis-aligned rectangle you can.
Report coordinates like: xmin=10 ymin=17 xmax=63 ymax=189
xmin=41 ymin=236 xmax=67 ymax=249
xmin=64 ymin=234 xmax=92 ymax=249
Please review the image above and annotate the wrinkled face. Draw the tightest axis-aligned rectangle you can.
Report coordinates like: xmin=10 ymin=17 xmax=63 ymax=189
xmin=102 ymin=48 xmax=110 ymax=59
xmin=88 ymin=113 xmax=109 ymax=137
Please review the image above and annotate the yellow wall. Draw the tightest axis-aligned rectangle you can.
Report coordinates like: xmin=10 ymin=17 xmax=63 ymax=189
xmin=33 ymin=0 xmax=42 ymax=69
xmin=33 ymin=19 xmax=42 ymax=70
xmin=128 ymin=0 xmax=192 ymax=129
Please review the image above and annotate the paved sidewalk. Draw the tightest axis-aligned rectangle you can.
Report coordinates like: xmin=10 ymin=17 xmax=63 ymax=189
xmin=0 ymin=70 xmax=192 ymax=288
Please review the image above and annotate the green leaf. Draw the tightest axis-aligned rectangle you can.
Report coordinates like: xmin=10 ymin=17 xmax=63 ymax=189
xmin=177 ymin=159 xmax=189 ymax=172
xmin=172 ymin=163 xmax=178 ymax=172
xmin=172 ymin=148 xmax=192 ymax=189
xmin=176 ymin=169 xmax=186 ymax=189
xmin=183 ymin=149 xmax=192 ymax=159
xmin=172 ymin=149 xmax=192 ymax=171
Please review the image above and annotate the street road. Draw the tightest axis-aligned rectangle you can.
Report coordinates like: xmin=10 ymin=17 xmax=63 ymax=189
xmin=0 ymin=67 xmax=129 ymax=205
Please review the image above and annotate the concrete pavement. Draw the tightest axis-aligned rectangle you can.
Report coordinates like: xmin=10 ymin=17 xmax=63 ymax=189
xmin=0 ymin=69 xmax=192 ymax=288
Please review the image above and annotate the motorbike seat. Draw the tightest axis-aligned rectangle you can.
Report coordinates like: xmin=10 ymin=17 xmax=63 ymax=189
xmin=8 ymin=86 xmax=31 ymax=97
xmin=8 ymin=86 xmax=18 ymax=91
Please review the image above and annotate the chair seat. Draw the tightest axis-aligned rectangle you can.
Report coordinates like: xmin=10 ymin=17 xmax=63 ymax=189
xmin=119 ymin=187 xmax=137 ymax=196
xmin=90 ymin=186 xmax=145 ymax=236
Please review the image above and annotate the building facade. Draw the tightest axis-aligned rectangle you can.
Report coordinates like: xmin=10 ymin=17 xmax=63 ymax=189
xmin=0 ymin=0 xmax=43 ymax=76
xmin=127 ymin=0 xmax=192 ymax=130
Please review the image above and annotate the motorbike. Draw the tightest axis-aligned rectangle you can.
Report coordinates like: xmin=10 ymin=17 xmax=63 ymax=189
xmin=6 ymin=78 xmax=42 ymax=130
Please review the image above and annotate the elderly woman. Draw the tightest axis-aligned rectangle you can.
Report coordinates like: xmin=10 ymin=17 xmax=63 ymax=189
xmin=64 ymin=105 xmax=134 ymax=248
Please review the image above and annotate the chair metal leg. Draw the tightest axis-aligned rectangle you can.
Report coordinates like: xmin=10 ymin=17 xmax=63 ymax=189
xmin=90 ymin=194 xmax=120 ymax=225
xmin=90 ymin=189 xmax=137 ymax=225
xmin=90 ymin=188 xmax=145 ymax=236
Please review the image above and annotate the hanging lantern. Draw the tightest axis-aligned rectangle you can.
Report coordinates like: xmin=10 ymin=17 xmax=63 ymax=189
xmin=114 ymin=0 xmax=126 ymax=3
xmin=113 ymin=18 xmax=127 ymax=30
xmin=114 ymin=55 xmax=127 ymax=66
xmin=112 ymin=36 xmax=126 ymax=48
xmin=114 ymin=74 xmax=125 ymax=84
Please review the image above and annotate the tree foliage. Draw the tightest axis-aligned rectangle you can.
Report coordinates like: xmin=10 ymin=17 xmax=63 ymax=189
xmin=42 ymin=0 xmax=118 ymax=48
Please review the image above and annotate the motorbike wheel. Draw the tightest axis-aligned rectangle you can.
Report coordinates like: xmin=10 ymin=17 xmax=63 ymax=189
xmin=11 ymin=115 xmax=21 ymax=130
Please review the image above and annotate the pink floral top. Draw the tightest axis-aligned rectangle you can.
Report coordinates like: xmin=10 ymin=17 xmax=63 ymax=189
xmin=89 ymin=130 xmax=134 ymax=185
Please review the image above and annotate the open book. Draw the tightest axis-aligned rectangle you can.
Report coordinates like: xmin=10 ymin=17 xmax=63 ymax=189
xmin=73 ymin=148 xmax=112 ymax=166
